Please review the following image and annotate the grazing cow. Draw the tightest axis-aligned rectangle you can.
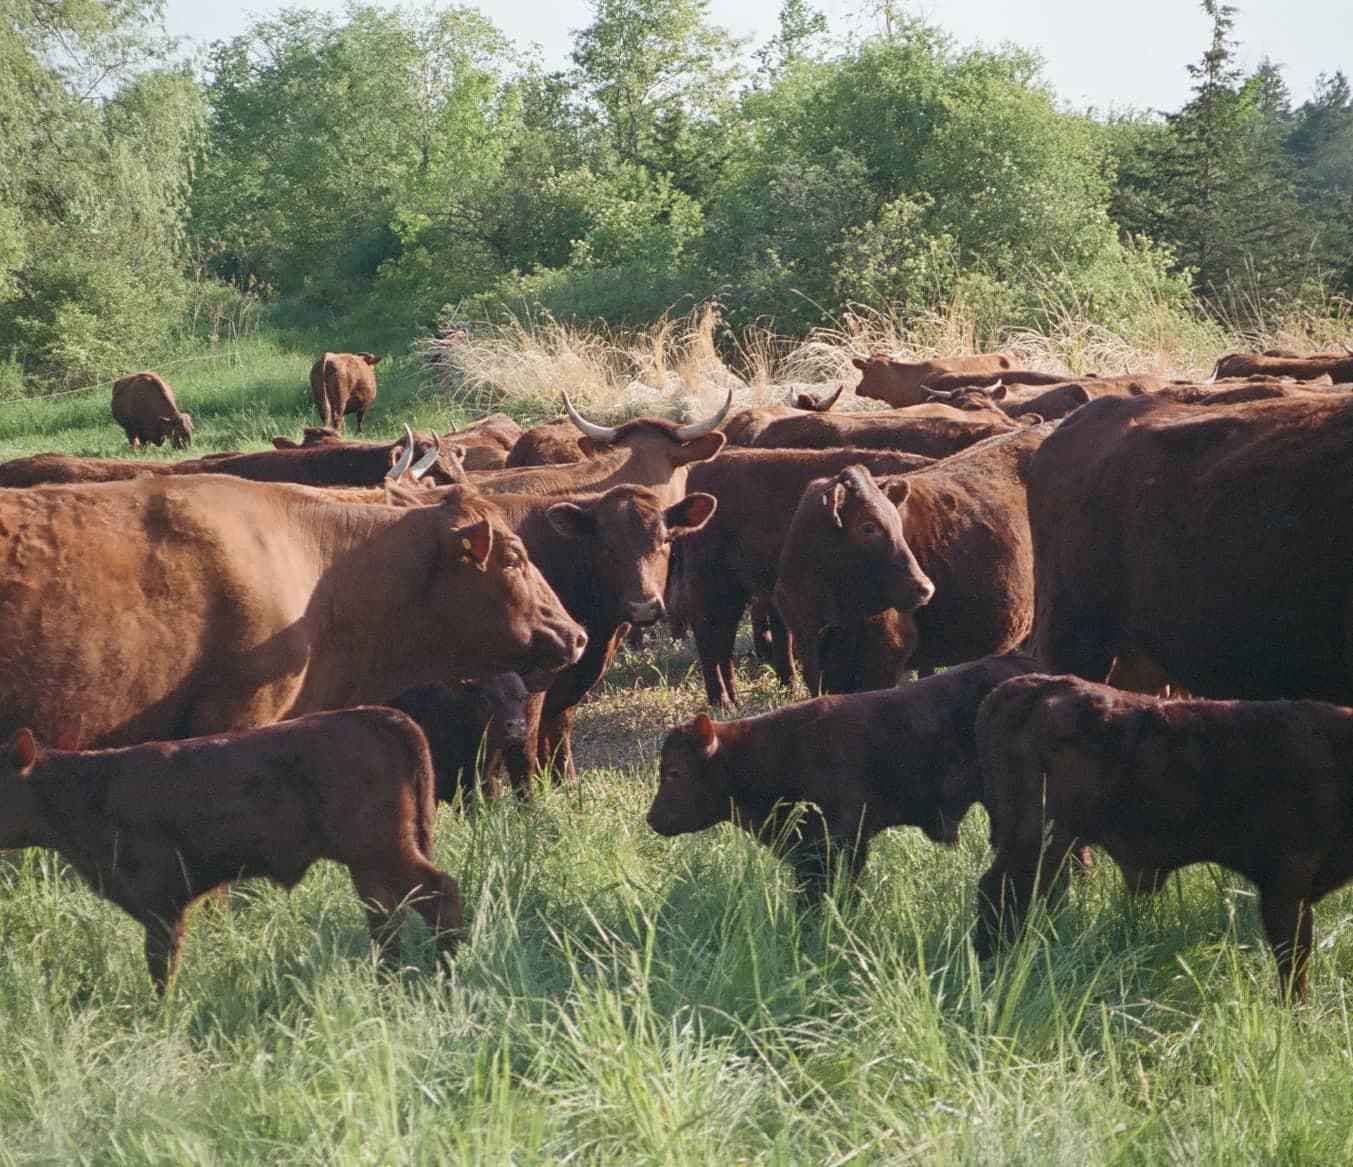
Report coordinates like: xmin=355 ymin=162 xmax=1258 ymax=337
xmin=310 ymin=351 xmax=382 ymax=433
xmin=386 ymin=675 xmax=530 ymax=803
xmin=720 ymin=384 xmax=845 ymax=446
xmin=775 ymin=425 xmax=1051 ymax=694
xmin=1 ymin=709 xmax=462 ymax=992
xmin=487 ymin=485 xmax=717 ymax=782
xmin=476 ymin=392 xmax=730 ymax=505
xmin=851 ymin=353 xmax=1016 ymax=406
xmin=673 ymin=447 xmax=933 ymax=707
xmin=975 ymin=674 xmax=1353 ymax=1002
xmin=647 ymin=653 xmax=1040 ymax=899
xmin=749 ymin=407 xmax=1025 ymax=456
xmin=1028 ymin=394 xmax=1353 ymax=701
xmin=0 ymin=477 xmax=586 ymax=746
xmin=111 ymin=372 xmax=194 ymax=450
xmin=1210 ymin=349 xmax=1353 ymax=383
xmin=0 ymin=428 xmax=462 ymax=489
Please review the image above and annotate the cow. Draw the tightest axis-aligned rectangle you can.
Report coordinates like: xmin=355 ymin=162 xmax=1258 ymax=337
xmin=1210 ymin=349 xmax=1353 ymax=383
xmin=475 ymin=392 xmax=730 ymax=505
xmin=385 ymin=675 xmax=530 ymax=803
xmin=272 ymin=426 xmax=343 ymax=449
xmin=851 ymin=353 xmax=1016 ymax=407
xmin=975 ymin=673 xmax=1353 ymax=1002
xmin=992 ymin=375 xmax=1174 ymax=421
xmin=1 ymin=709 xmax=462 ymax=992
xmin=0 ymin=477 xmax=586 ymax=747
xmin=647 ymin=653 xmax=1040 ymax=901
xmin=505 ymin=417 xmax=591 ymax=467
xmin=774 ymin=424 xmax=1051 ymax=695
xmin=913 ymin=369 xmax=1071 ymax=395
xmin=485 ymin=485 xmax=717 ymax=782
xmin=111 ymin=372 xmax=194 ymax=450
xmin=0 ymin=427 xmax=462 ymax=489
xmin=671 ymin=447 xmax=934 ymax=707
xmin=749 ymin=408 xmax=1026 ymax=456
xmin=310 ymin=351 xmax=382 ymax=433
xmin=1027 ymin=394 xmax=1353 ymax=701
xmin=720 ymin=384 xmax=845 ymax=446
xmin=453 ymin=413 xmax=522 ymax=471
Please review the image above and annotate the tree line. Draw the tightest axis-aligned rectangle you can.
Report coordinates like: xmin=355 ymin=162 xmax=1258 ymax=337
xmin=2 ymin=0 xmax=1350 ymax=391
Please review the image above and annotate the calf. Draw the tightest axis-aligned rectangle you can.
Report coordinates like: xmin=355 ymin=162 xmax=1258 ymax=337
xmin=975 ymin=674 xmax=1353 ymax=1002
xmin=647 ymin=654 xmax=1040 ymax=898
xmin=111 ymin=372 xmax=194 ymax=449
xmin=310 ymin=351 xmax=382 ymax=433
xmin=1 ymin=710 xmax=462 ymax=992
xmin=386 ymin=675 xmax=530 ymax=802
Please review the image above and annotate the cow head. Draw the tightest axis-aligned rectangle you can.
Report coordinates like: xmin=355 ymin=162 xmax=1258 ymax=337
xmin=792 ymin=383 xmax=845 ymax=412
xmin=2 ymin=722 xmax=81 ymax=849
xmin=920 ymin=382 xmax=1008 ymax=409
xmin=166 ymin=412 xmax=194 ymax=449
xmin=546 ymin=486 xmax=717 ymax=626
xmin=774 ymin=467 xmax=934 ymax=672
xmin=386 ymin=425 xmax=467 ymax=487
xmin=647 ymin=713 xmax=728 ymax=836
xmin=358 ymin=352 xmax=383 ymax=367
xmin=464 ymin=673 xmax=530 ymax=747
xmin=562 ymin=391 xmax=731 ymax=502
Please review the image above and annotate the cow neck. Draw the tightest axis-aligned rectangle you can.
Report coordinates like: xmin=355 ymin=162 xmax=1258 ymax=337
xmin=714 ymin=718 xmax=806 ymax=822
xmin=483 ymin=445 xmax=691 ymax=504
xmin=491 ymin=497 xmax=609 ymax=625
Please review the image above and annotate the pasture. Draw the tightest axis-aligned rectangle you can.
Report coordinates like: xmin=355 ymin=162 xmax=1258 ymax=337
xmin=3 ymin=328 xmax=1353 ymax=1165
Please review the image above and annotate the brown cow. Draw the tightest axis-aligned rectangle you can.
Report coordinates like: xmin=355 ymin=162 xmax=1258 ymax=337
xmin=672 ymin=447 xmax=934 ymax=707
xmin=385 ymin=675 xmax=530 ymax=803
xmin=720 ymin=384 xmax=845 ymax=446
xmin=505 ymin=416 xmax=590 ymax=467
xmin=486 ymin=485 xmax=717 ymax=782
xmin=914 ymin=369 xmax=1071 ymax=395
xmin=453 ymin=413 xmax=522 ymax=471
xmin=775 ymin=424 xmax=1051 ymax=694
xmin=1 ymin=708 xmax=462 ymax=992
xmin=475 ymin=392 xmax=730 ymax=505
xmin=995 ymin=375 xmax=1173 ymax=421
xmin=111 ymin=372 xmax=194 ymax=450
xmin=749 ymin=407 xmax=1025 ymax=456
xmin=310 ymin=351 xmax=382 ymax=433
xmin=0 ymin=477 xmax=586 ymax=747
xmin=851 ymin=353 xmax=1017 ymax=406
xmin=1028 ymin=394 xmax=1353 ymax=701
xmin=975 ymin=673 xmax=1353 ymax=1001
xmin=647 ymin=653 xmax=1040 ymax=900
xmin=1211 ymin=350 xmax=1353 ymax=383
xmin=0 ymin=428 xmax=462 ymax=489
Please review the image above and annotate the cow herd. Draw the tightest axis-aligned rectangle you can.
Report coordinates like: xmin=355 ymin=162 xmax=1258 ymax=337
xmin=4 ymin=344 xmax=1353 ymax=1004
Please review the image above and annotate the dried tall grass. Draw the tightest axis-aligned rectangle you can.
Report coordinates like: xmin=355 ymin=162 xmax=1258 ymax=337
xmin=426 ymin=293 xmax=1353 ymax=421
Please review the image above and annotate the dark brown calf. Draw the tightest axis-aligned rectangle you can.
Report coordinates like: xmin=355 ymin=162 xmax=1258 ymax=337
xmin=1 ymin=709 xmax=462 ymax=992
xmin=647 ymin=654 xmax=1040 ymax=898
xmin=976 ymin=674 xmax=1353 ymax=1002
xmin=386 ymin=675 xmax=530 ymax=802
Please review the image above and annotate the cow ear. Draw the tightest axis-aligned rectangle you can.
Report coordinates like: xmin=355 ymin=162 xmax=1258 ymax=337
xmin=576 ymin=436 xmax=601 ymax=458
xmin=272 ymin=436 xmax=300 ymax=449
xmin=988 ymin=383 xmax=1008 ymax=400
xmin=664 ymin=492 xmax=717 ymax=535
xmin=851 ymin=357 xmax=868 ymax=370
xmin=675 ymin=431 xmax=725 ymax=466
xmin=9 ymin=729 xmax=37 ymax=776
xmin=546 ymin=501 xmax=597 ymax=538
xmin=1016 ymin=413 xmax=1044 ymax=427
xmin=452 ymin=518 xmax=493 ymax=569
xmin=691 ymin=713 xmax=718 ymax=756
xmin=55 ymin=717 xmax=82 ymax=752
xmin=882 ymin=478 xmax=911 ymax=506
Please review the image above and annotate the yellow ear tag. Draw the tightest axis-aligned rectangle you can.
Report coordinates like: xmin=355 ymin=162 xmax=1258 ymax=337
xmin=462 ymin=537 xmax=473 ymax=550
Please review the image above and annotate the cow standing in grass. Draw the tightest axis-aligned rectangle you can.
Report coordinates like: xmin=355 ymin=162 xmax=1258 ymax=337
xmin=111 ymin=372 xmax=194 ymax=449
xmin=310 ymin=351 xmax=382 ymax=433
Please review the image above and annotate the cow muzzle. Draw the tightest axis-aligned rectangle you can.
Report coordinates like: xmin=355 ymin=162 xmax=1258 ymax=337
xmin=501 ymin=717 xmax=529 ymax=744
xmin=626 ymin=597 xmax=666 ymax=627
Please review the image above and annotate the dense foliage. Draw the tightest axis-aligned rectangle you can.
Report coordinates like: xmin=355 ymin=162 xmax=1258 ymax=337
xmin=2 ymin=0 xmax=1351 ymax=392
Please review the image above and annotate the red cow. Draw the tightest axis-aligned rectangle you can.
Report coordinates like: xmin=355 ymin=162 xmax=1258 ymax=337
xmin=851 ymin=353 xmax=1016 ymax=406
xmin=310 ymin=351 xmax=382 ymax=433
xmin=111 ymin=372 xmax=194 ymax=449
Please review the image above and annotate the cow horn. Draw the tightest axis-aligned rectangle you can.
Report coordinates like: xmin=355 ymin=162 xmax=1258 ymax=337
xmin=674 ymin=388 xmax=733 ymax=441
xmin=814 ymin=383 xmax=845 ymax=411
xmin=1343 ymin=342 xmax=1353 ymax=356
xmin=409 ymin=432 xmax=441 ymax=481
xmin=386 ymin=424 xmax=417 ymax=479
xmin=562 ymin=392 xmax=620 ymax=443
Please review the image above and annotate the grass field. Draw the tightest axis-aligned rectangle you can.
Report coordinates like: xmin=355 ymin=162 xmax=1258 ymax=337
xmin=3 ymin=322 xmax=1353 ymax=1165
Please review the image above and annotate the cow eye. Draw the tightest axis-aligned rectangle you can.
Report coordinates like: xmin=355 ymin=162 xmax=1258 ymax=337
xmin=861 ymin=521 xmax=879 ymax=536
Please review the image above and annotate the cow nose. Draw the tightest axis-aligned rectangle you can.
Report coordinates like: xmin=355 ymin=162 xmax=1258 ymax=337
xmin=530 ymin=623 xmax=587 ymax=668
xmin=626 ymin=598 xmax=666 ymax=626
xmin=502 ymin=718 xmax=528 ymax=743
xmin=915 ymin=576 xmax=936 ymax=608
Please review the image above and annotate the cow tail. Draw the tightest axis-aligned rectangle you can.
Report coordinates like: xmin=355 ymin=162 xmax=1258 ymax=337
xmin=321 ymin=358 xmax=336 ymax=426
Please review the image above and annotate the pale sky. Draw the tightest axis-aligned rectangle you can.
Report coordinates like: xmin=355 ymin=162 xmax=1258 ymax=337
xmin=163 ymin=0 xmax=1353 ymax=114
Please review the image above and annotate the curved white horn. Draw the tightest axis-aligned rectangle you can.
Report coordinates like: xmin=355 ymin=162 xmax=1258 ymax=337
xmin=562 ymin=391 xmax=620 ymax=442
xmin=674 ymin=388 xmax=733 ymax=441
xmin=817 ymin=383 xmax=845 ymax=411
xmin=1343 ymin=342 xmax=1353 ymax=356
xmin=386 ymin=423 xmax=416 ymax=480
xmin=410 ymin=432 xmax=441 ymax=481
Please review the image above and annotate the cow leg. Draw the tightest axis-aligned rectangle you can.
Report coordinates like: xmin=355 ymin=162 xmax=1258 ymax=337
xmin=400 ymin=860 xmax=465 ymax=963
xmin=1260 ymin=890 xmax=1315 ymax=1003
xmin=976 ymin=829 xmax=1077 ymax=959
xmin=749 ymin=599 xmax=775 ymax=664
xmin=537 ymin=707 xmax=577 ymax=783
xmin=695 ymin=606 xmax=744 ymax=707
xmin=765 ymin=604 xmax=796 ymax=688
xmin=517 ymin=691 xmax=546 ymax=798
xmin=351 ymin=871 xmax=411 ymax=972
xmin=141 ymin=908 xmax=188 ymax=995
xmin=354 ymin=410 xmax=365 ymax=435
